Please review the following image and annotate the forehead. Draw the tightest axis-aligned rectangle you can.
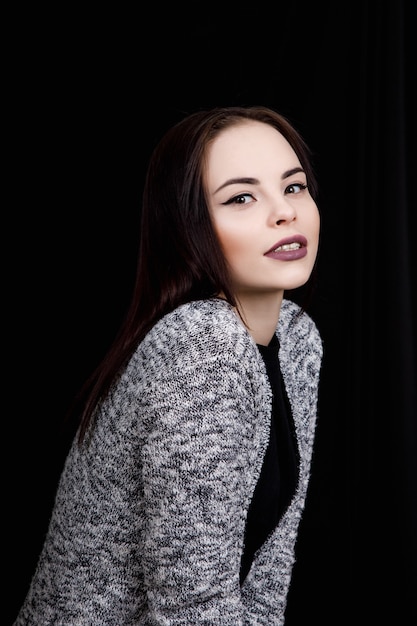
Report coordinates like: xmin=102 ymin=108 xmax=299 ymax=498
xmin=206 ymin=120 xmax=300 ymax=183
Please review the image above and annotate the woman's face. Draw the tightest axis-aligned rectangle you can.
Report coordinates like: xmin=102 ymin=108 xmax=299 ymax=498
xmin=206 ymin=120 xmax=320 ymax=301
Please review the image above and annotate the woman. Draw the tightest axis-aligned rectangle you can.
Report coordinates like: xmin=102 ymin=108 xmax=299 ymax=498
xmin=15 ymin=105 xmax=323 ymax=625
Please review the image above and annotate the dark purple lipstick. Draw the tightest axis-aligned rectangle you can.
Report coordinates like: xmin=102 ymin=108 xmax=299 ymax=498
xmin=264 ymin=235 xmax=308 ymax=261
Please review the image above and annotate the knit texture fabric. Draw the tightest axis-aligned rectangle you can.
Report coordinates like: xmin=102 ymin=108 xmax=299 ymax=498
xmin=15 ymin=298 xmax=322 ymax=626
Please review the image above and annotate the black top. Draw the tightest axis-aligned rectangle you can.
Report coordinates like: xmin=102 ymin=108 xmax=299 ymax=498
xmin=240 ymin=334 xmax=299 ymax=584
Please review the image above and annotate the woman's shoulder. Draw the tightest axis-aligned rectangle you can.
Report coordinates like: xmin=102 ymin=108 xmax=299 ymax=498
xmin=153 ymin=298 xmax=242 ymax=337
xmin=165 ymin=297 xmax=238 ymax=328
xmin=137 ymin=298 xmax=256 ymax=366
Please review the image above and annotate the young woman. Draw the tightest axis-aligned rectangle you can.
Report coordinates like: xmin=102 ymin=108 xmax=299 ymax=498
xmin=15 ymin=105 xmax=323 ymax=625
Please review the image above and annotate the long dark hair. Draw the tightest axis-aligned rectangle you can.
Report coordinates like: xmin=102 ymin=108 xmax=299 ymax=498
xmin=74 ymin=105 xmax=319 ymax=443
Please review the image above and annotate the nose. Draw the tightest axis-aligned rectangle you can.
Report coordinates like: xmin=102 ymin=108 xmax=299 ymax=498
xmin=271 ymin=197 xmax=296 ymax=226
xmin=276 ymin=215 xmax=295 ymax=225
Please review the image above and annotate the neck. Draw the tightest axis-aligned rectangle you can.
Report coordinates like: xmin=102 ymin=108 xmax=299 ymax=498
xmin=236 ymin=291 xmax=284 ymax=346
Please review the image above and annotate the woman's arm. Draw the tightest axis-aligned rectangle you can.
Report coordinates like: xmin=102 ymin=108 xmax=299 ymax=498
xmin=140 ymin=352 xmax=254 ymax=624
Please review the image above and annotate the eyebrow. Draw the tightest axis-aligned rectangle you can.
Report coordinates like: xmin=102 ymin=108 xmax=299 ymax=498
xmin=214 ymin=167 xmax=305 ymax=194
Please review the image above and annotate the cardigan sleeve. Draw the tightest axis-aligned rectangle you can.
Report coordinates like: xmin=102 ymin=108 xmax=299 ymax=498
xmin=137 ymin=319 xmax=269 ymax=625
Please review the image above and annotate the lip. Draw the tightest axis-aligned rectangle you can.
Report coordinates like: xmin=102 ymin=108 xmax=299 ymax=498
xmin=264 ymin=235 xmax=308 ymax=261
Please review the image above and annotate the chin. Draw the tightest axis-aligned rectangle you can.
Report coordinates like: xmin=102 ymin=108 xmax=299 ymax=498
xmin=281 ymin=277 xmax=311 ymax=291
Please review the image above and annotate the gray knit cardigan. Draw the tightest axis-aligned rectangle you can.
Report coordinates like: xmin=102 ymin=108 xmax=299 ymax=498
xmin=15 ymin=297 xmax=323 ymax=626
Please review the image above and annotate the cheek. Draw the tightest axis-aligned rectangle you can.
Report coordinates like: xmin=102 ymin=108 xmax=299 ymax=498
xmin=217 ymin=232 xmax=243 ymax=261
xmin=313 ymin=212 xmax=321 ymax=235
xmin=213 ymin=220 xmax=250 ymax=263
xmin=307 ymin=205 xmax=321 ymax=240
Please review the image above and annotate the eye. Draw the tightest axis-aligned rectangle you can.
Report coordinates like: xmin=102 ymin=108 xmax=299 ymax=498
xmin=286 ymin=182 xmax=307 ymax=195
xmin=222 ymin=193 xmax=255 ymax=206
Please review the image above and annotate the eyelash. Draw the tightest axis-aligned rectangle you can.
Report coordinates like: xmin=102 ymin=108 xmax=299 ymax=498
xmin=287 ymin=182 xmax=308 ymax=194
xmin=223 ymin=182 xmax=308 ymax=205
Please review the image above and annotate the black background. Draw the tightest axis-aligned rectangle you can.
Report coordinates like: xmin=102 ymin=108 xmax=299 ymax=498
xmin=8 ymin=2 xmax=416 ymax=624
